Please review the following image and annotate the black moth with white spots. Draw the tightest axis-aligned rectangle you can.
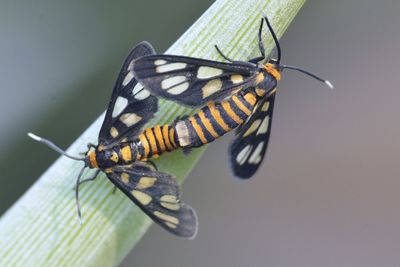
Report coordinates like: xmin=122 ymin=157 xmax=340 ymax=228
xmin=132 ymin=15 xmax=332 ymax=179
xmin=95 ymin=41 xmax=197 ymax=238
xmin=29 ymin=41 xmax=198 ymax=239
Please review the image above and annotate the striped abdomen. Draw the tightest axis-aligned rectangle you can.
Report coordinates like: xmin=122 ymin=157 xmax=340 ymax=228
xmin=135 ymin=124 xmax=179 ymax=161
xmin=175 ymin=89 xmax=262 ymax=148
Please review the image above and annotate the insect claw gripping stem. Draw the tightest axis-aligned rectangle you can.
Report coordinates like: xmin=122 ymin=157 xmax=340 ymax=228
xmin=87 ymin=143 xmax=96 ymax=150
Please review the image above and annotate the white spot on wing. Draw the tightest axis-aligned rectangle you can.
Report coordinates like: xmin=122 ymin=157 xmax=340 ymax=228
xmin=248 ymin=142 xmax=264 ymax=164
xmin=236 ymin=145 xmax=253 ymax=165
xmin=127 ymin=60 xmax=134 ymax=70
xmin=119 ymin=113 xmax=142 ymax=127
xmin=131 ymin=83 xmax=150 ymax=100
xmin=112 ymin=96 xmax=128 ymax=118
xmin=243 ymin=119 xmax=262 ymax=137
xmin=230 ymin=74 xmax=244 ymax=84
xmin=132 ymin=190 xmax=152 ymax=205
xmin=135 ymin=89 xmax=150 ymax=100
xmin=110 ymin=127 xmax=119 ymax=138
xmin=154 ymin=59 xmax=167 ymax=66
xmin=167 ymin=82 xmax=189 ymax=95
xmin=122 ymin=71 xmax=134 ymax=86
xmin=197 ymin=66 xmax=223 ymax=79
xmin=256 ymin=116 xmax=269 ymax=135
xmin=161 ymin=76 xmax=186 ymax=90
xmin=202 ymin=79 xmax=222 ymax=98
xmin=156 ymin=62 xmax=187 ymax=73
xmin=132 ymin=83 xmax=143 ymax=95
xmin=261 ymin=101 xmax=270 ymax=111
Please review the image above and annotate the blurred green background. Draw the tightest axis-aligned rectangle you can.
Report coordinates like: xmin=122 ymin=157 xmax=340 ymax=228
xmin=1 ymin=0 xmax=400 ymax=266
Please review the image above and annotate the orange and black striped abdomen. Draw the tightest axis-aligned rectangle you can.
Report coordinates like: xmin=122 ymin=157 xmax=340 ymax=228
xmin=135 ymin=124 xmax=179 ymax=160
xmin=176 ymin=89 xmax=260 ymax=148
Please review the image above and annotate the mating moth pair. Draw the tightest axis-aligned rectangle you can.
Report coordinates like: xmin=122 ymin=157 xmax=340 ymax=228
xmin=29 ymin=15 xmax=332 ymax=238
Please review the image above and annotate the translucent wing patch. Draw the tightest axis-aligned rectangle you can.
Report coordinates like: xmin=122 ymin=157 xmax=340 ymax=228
xmin=98 ymin=41 xmax=158 ymax=146
xmin=106 ymin=162 xmax=198 ymax=238
xmin=229 ymin=94 xmax=276 ymax=179
xmin=132 ymin=55 xmax=258 ymax=107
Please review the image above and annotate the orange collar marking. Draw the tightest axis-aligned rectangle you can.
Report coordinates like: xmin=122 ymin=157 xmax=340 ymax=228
xmin=88 ymin=150 xmax=98 ymax=168
xmin=264 ymin=63 xmax=281 ymax=81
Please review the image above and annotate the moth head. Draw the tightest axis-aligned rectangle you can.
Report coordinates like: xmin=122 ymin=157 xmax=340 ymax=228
xmin=91 ymin=148 xmax=119 ymax=169
xmin=260 ymin=13 xmax=333 ymax=89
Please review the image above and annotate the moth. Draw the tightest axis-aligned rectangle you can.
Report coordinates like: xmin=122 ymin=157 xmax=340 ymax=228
xmin=132 ymin=14 xmax=333 ymax=179
xmin=29 ymin=42 xmax=198 ymax=239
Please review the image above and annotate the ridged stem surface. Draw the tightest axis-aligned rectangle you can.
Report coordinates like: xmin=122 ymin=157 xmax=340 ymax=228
xmin=0 ymin=0 xmax=305 ymax=266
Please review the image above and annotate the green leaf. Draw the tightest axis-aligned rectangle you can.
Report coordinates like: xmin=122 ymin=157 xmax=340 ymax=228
xmin=0 ymin=0 xmax=305 ymax=266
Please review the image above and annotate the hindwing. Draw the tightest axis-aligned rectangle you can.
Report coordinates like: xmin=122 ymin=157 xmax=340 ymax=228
xmin=106 ymin=162 xmax=198 ymax=238
xmin=229 ymin=94 xmax=276 ymax=179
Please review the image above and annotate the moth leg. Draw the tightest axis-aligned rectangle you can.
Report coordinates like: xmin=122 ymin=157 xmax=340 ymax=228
xmin=214 ymin=45 xmax=234 ymax=62
xmin=112 ymin=186 xmax=118 ymax=195
xmin=182 ymin=147 xmax=192 ymax=155
xmin=87 ymin=142 xmax=96 ymax=150
xmin=249 ymin=19 xmax=266 ymax=63
xmin=257 ymin=18 xmax=266 ymax=59
xmin=73 ymin=169 xmax=101 ymax=189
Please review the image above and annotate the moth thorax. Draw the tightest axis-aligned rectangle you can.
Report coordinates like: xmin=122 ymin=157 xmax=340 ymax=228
xmin=94 ymin=149 xmax=119 ymax=168
xmin=175 ymin=121 xmax=191 ymax=147
xmin=263 ymin=63 xmax=281 ymax=81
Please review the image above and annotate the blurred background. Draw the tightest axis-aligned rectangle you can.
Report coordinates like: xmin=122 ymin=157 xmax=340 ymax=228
xmin=1 ymin=0 xmax=400 ymax=266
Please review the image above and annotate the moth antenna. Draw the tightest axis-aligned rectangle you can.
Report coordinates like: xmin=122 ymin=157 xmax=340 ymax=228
xmin=28 ymin=133 xmax=85 ymax=161
xmin=214 ymin=45 xmax=233 ymax=62
xmin=262 ymin=11 xmax=281 ymax=64
xmin=281 ymin=65 xmax=334 ymax=89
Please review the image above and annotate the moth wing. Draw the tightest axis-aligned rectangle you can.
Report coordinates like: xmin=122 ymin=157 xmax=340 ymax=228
xmin=107 ymin=163 xmax=198 ymax=238
xmin=132 ymin=54 xmax=258 ymax=107
xmin=229 ymin=94 xmax=276 ymax=179
xmin=98 ymin=41 xmax=158 ymax=147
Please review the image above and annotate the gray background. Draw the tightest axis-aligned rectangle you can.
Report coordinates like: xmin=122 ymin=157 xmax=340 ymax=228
xmin=1 ymin=0 xmax=400 ymax=266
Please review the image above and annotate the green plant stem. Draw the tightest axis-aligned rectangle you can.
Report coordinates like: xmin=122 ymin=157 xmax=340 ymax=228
xmin=0 ymin=0 xmax=305 ymax=266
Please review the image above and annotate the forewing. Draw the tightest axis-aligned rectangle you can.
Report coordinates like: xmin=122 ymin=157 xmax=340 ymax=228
xmin=107 ymin=163 xmax=198 ymax=238
xmin=132 ymin=55 xmax=258 ymax=107
xmin=98 ymin=41 xmax=158 ymax=146
xmin=229 ymin=94 xmax=276 ymax=179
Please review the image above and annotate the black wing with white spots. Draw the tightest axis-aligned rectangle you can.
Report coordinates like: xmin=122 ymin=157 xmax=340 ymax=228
xmin=229 ymin=94 xmax=276 ymax=179
xmin=132 ymin=55 xmax=258 ymax=107
xmin=107 ymin=162 xmax=198 ymax=238
xmin=98 ymin=41 xmax=158 ymax=147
